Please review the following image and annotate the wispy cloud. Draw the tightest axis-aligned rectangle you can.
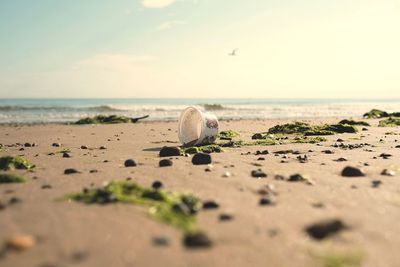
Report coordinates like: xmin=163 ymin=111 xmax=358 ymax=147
xmin=141 ymin=0 xmax=176 ymax=9
xmin=155 ymin=20 xmax=185 ymax=31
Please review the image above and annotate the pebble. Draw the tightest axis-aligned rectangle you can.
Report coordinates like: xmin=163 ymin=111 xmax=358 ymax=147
xmin=80 ymin=145 xmax=88 ymax=149
xmin=259 ymin=197 xmax=274 ymax=206
xmin=159 ymin=159 xmax=173 ymax=167
xmin=322 ymin=150 xmax=335 ymax=154
xmin=183 ymin=232 xmax=212 ymax=248
xmin=192 ymin=153 xmax=212 ymax=165
xmin=41 ymin=184 xmax=52 ymax=189
xmin=99 ymin=145 xmax=107 ymax=150
xmin=159 ymin=146 xmax=181 ymax=157
xmin=341 ymin=166 xmax=365 ymax=177
xmin=379 ymin=153 xmax=392 ymax=159
xmin=89 ymin=169 xmax=98 ymax=173
xmin=64 ymin=168 xmax=80 ymax=175
xmin=372 ymin=180 xmax=382 ymax=188
xmin=152 ymin=181 xmax=163 ymax=189
xmin=6 ymin=234 xmax=35 ymax=250
xmin=255 ymin=150 xmax=269 ymax=155
xmin=52 ymin=143 xmax=61 ymax=147
xmin=24 ymin=143 xmax=32 ymax=147
xmin=251 ymin=169 xmax=267 ymax=178
xmin=62 ymin=152 xmax=71 ymax=158
xmin=202 ymin=200 xmax=219 ymax=209
xmin=305 ymin=219 xmax=347 ymax=240
xmin=152 ymin=236 xmax=170 ymax=246
xmin=124 ymin=159 xmax=137 ymax=167
xmin=381 ymin=169 xmax=396 ymax=176
xmin=219 ymin=213 xmax=234 ymax=221
xmin=334 ymin=157 xmax=347 ymax=162
xmin=222 ymin=171 xmax=231 ymax=178
xmin=9 ymin=197 xmax=22 ymax=205
xmin=257 ymin=157 xmax=265 ymax=161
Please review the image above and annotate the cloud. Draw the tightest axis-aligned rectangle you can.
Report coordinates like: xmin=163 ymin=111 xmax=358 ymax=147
xmin=141 ymin=0 xmax=176 ymax=9
xmin=155 ymin=20 xmax=185 ymax=31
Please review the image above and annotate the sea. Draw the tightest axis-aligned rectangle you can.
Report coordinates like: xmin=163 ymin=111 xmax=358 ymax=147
xmin=0 ymin=98 xmax=400 ymax=124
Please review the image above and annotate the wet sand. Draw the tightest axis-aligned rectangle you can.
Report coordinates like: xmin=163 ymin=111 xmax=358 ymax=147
xmin=0 ymin=118 xmax=400 ymax=267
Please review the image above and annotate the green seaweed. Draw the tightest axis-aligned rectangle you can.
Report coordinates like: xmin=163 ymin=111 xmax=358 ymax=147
xmin=318 ymin=252 xmax=363 ymax=267
xmin=57 ymin=148 xmax=71 ymax=154
xmin=218 ymin=130 xmax=240 ymax=139
xmin=0 ymin=156 xmax=35 ymax=171
xmin=0 ymin=173 xmax=26 ymax=183
xmin=378 ymin=117 xmax=400 ymax=127
xmin=338 ymin=119 xmax=370 ymax=126
xmin=268 ymin=122 xmax=357 ymax=136
xmin=67 ymin=180 xmax=200 ymax=233
xmin=182 ymin=144 xmax=223 ymax=154
xmin=292 ymin=136 xmax=327 ymax=144
xmin=74 ymin=115 xmax=148 ymax=125
xmin=363 ymin=109 xmax=389 ymax=119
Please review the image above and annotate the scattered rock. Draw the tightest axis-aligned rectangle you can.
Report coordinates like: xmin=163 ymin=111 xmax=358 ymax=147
xmin=274 ymin=174 xmax=286 ymax=180
xmin=322 ymin=150 xmax=335 ymax=154
xmin=305 ymin=219 xmax=347 ymax=240
xmin=381 ymin=169 xmax=395 ymax=176
xmin=202 ymin=200 xmax=219 ymax=209
xmin=62 ymin=152 xmax=71 ymax=158
xmin=24 ymin=143 xmax=32 ymax=147
xmin=259 ymin=197 xmax=274 ymax=206
xmin=297 ymin=155 xmax=308 ymax=163
xmin=152 ymin=181 xmax=163 ymax=189
xmin=6 ymin=234 xmax=35 ymax=250
xmin=257 ymin=157 xmax=265 ymax=161
xmin=219 ymin=213 xmax=233 ymax=221
xmin=251 ymin=169 xmax=267 ymax=178
xmin=192 ymin=153 xmax=212 ymax=165
xmin=334 ymin=157 xmax=347 ymax=162
xmin=41 ymin=184 xmax=52 ymax=189
xmin=159 ymin=159 xmax=173 ymax=167
xmin=80 ymin=145 xmax=88 ymax=149
xmin=89 ymin=169 xmax=98 ymax=173
xmin=159 ymin=146 xmax=181 ymax=157
xmin=124 ymin=159 xmax=137 ymax=167
xmin=52 ymin=143 xmax=61 ymax=147
xmin=341 ymin=166 xmax=365 ymax=177
xmin=379 ymin=153 xmax=392 ymax=159
xmin=152 ymin=236 xmax=170 ymax=246
xmin=222 ymin=171 xmax=231 ymax=178
xmin=64 ymin=168 xmax=80 ymax=175
xmin=372 ymin=180 xmax=382 ymax=188
xmin=9 ymin=197 xmax=21 ymax=205
xmin=183 ymin=232 xmax=212 ymax=248
xmin=99 ymin=145 xmax=107 ymax=150
xmin=255 ymin=150 xmax=269 ymax=155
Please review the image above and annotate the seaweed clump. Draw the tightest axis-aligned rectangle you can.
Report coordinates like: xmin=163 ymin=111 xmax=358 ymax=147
xmin=183 ymin=145 xmax=223 ymax=154
xmin=0 ymin=156 xmax=35 ymax=171
xmin=338 ymin=119 xmax=370 ymax=126
xmin=0 ymin=173 xmax=26 ymax=183
xmin=75 ymin=115 xmax=149 ymax=125
xmin=363 ymin=109 xmax=389 ymax=119
xmin=218 ymin=130 xmax=240 ymax=139
xmin=378 ymin=117 xmax=400 ymax=127
xmin=67 ymin=180 xmax=200 ymax=233
xmin=267 ymin=122 xmax=357 ymax=136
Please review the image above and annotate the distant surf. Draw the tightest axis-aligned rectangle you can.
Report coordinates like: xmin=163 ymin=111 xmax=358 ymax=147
xmin=1 ymin=98 xmax=400 ymax=124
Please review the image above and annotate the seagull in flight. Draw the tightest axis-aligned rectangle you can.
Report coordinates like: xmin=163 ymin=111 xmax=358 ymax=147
xmin=228 ymin=49 xmax=238 ymax=56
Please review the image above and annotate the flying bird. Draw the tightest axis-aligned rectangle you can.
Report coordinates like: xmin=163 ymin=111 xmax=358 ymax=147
xmin=228 ymin=49 xmax=238 ymax=56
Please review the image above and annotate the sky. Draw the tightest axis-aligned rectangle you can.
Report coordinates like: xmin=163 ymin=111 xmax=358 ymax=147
xmin=0 ymin=0 xmax=399 ymax=99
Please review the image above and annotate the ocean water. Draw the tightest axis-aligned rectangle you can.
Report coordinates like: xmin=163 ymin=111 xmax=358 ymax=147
xmin=1 ymin=98 xmax=400 ymax=124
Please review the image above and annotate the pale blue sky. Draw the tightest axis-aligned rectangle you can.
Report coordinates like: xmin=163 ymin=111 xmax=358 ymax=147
xmin=0 ymin=0 xmax=399 ymax=98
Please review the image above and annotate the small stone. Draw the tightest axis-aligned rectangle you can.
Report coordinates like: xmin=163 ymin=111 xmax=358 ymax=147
xmin=322 ymin=150 xmax=334 ymax=154
xmin=192 ymin=153 xmax=212 ymax=165
xmin=381 ymin=169 xmax=395 ymax=176
xmin=64 ymin=168 xmax=79 ymax=175
xmin=9 ymin=197 xmax=21 ymax=205
xmin=255 ymin=150 xmax=269 ymax=155
xmin=0 ymin=201 xmax=5 ymax=210
xmin=52 ymin=143 xmax=61 ymax=147
xmin=251 ymin=169 xmax=267 ymax=178
xmin=152 ymin=236 xmax=169 ymax=246
xmin=219 ymin=213 xmax=233 ymax=221
xmin=62 ymin=152 xmax=71 ymax=158
xmin=274 ymin=174 xmax=286 ymax=180
xmin=372 ymin=180 xmax=382 ymax=188
xmin=334 ymin=157 xmax=347 ymax=162
xmin=222 ymin=171 xmax=231 ymax=178
xmin=202 ymin=200 xmax=219 ymax=209
xmin=6 ymin=234 xmax=35 ymax=250
xmin=152 ymin=181 xmax=163 ymax=189
xmin=159 ymin=159 xmax=173 ymax=167
xmin=89 ymin=169 xmax=98 ymax=173
xmin=259 ymin=197 xmax=274 ymax=206
xmin=24 ymin=143 xmax=32 ymax=147
xmin=336 ymin=138 xmax=344 ymax=142
xmin=305 ymin=219 xmax=347 ymax=240
xmin=379 ymin=153 xmax=392 ymax=159
xmin=124 ymin=159 xmax=137 ymax=167
xmin=257 ymin=157 xmax=265 ymax=161
xmin=183 ymin=232 xmax=212 ymax=248
xmin=80 ymin=145 xmax=88 ymax=149
xmin=341 ymin=166 xmax=365 ymax=177
xmin=99 ymin=145 xmax=107 ymax=150
xmin=159 ymin=146 xmax=181 ymax=157
xmin=362 ymin=127 xmax=368 ymax=131
xmin=41 ymin=184 xmax=52 ymax=189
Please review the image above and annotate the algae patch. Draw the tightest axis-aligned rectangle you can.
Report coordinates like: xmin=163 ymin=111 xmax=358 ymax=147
xmin=0 ymin=173 xmax=26 ymax=183
xmin=378 ymin=117 xmax=400 ymax=127
xmin=67 ymin=180 xmax=200 ymax=233
xmin=74 ymin=115 xmax=149 ymax=125
xmin=183 ymin=145 xmax=223 ymax=154
xmin=338 ymin=119 xmax=370 ymax=126
xmin=0 ymin=156 xmax=35 ymax=171
xmin=218 ymin=130 xmax=240 ymax=139
xmin=267 ymin=122 xmax=357 ymax=136
xmin=363 ymin=109 xmax=400 ymax=119
xmin=317 ymin=252 xmax=363 ymax=267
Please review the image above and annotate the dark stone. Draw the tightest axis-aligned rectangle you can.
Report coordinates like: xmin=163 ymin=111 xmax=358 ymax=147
xmin=99 ymin=146 xmax=107 ymax=150
xmin=41 ymin=184 xmax=52 ymax=189
xmin=334 ymin=157 xmax=347 ymax=162
xmin=9 ymin=197 xmax=21 ymax=205
xmin=0 ymin=201 xmax=5 ymax=210
xmin=52 ymin=143 xmax=61 ymax=147
xmin=62 ymin=152 xmax=71 ymax=158
xmin=259 ymin=197 xmax=273 ymax=206
xmin=322 ymin=150 xmax=334 ymax=154
xmin=89 ymin=169 xmax=98 ymax=173
xmin=80 ymin=145 xmax=88 ymax=149
xmin=255 ymin=150 xmax=269 ymax=155
xmin=379 ymin=153 xmax=392 ymax=159
xmin=124 ymin=159 xmax=137 ymax=167
xmin=372 ymin=180 xmax=382 ymax=188
xmin=159 ymin=146 xmax=181 ymax=157
xmin=183 ymin=232 xmax=212 ymax=248
xmin=159 ymin=159 xmax=173 ymax=167
xmin=251 ymin=169 xmax=267 ymax=178
xmin=257 ymin=157 xmax=265 ymax=161
xmin=24 ymin=143 xmax=32 ymax=147
xmin=152 ymin=181 xmax=163 ymax=189
xmin=219 ymin=213 xmax=233 ymax=221
xmin=341 ymin=166 xmax=365 ymax=177
xmin=202 ymin=200 xmax=219 ymax=209
xmin=64 ymin=168 xmax=79 ymax=175
xmin=336 ymin=138 xmax=344 ymax=142
xmin=305 ymin=219 xmax=347 ymax=240
xmin=288 ymin=173 xmax=306 ymax=182
xmin=152 ymin=236 xmax=170 ymax=246
xmin=192 ymin=153 xmax=212 ymax=165
xmin=381 ymin=169 xmax=395 ymax=176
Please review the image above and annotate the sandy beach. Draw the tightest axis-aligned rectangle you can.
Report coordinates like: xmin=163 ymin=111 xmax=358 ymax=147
xmin=0 ymin=117 xmax=400 ymax=267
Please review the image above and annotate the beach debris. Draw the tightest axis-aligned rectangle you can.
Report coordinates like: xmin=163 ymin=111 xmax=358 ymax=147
xmin=0 ymin=156 xmax=35 ymax=171
xmin=202 ymin=200 xmax=219 ymax=210
xmin=218 ymin=130 xmax=240 ymax=139
xmin=251 ymin=169 xmax=267 ymax=178
xmin=363 ymin=109 xmax=399 ymax=119
xmin=183 ymin=144 xmax=223 ymax=154
xmin=341 ymin=166 xmax=365 ymax=177
xmin=183 ymin=231 xmax=212 ymax=248
xmin=124 ymin=159 xmax=137 ymax=167
xmin=64 ymin=168 xmax=80 ymax=175
xmin=297 ymin=155 xmax=308 ymax=163
xmin=159 ymin=146 xmax=181 ymax=157
xmin=192 ymin=153 xmax=212 ymax=165
xmin=159 ymin=159 xmax=173 ymax=167
xmin=379 ymin=117 xmax=400 ymax=127
xmin=371 ymin=180 xmax=382 ymax=188
xmin=338 ymin=119 xmax=370 ymax=126
xmin=0 ymin=173 xmax=25 ymax=183
xmin=381 ymin=169 xmax=396 ymax=176
xmin=75 ymin=115 xmax=149 ymax=124
xmin=152 ymin=181 xmax=163 ymax=189
xmin=268 ymin=122 xmax=358 ymax=136
xmin=305 ymin=219 xmax=347 ymax=240
xmin=6 ymin=234 xmax=36 ymax=251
